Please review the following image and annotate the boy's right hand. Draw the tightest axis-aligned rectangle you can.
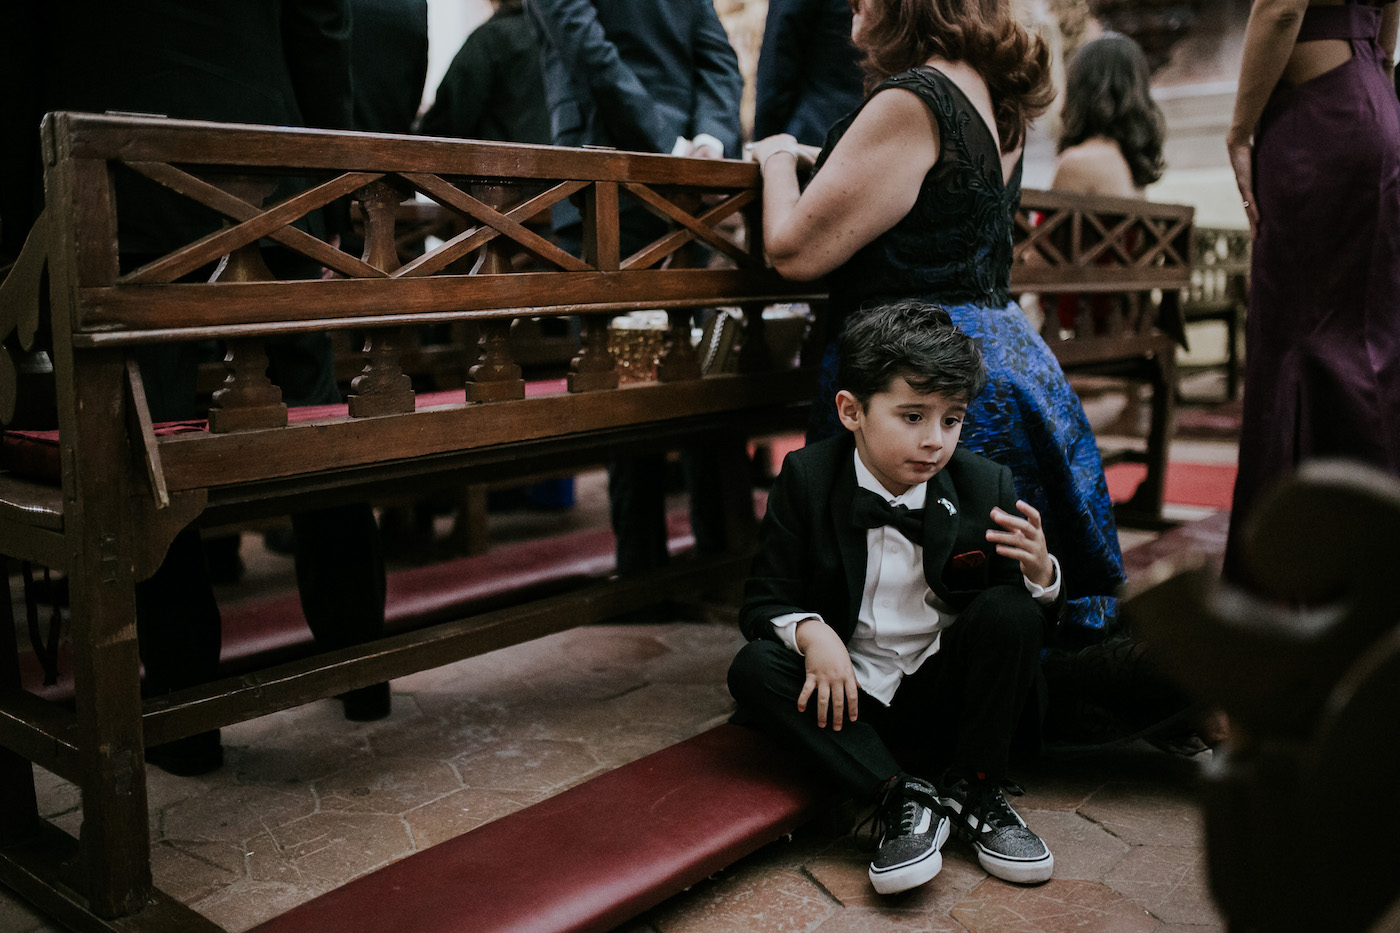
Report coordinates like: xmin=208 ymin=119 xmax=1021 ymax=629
xmin=794 ymin=619 xmax=859 ymax=730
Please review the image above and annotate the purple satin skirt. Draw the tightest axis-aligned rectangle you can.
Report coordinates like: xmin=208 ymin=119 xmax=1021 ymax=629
xmin=1225 ymin=2 xmax=1400 ymax=581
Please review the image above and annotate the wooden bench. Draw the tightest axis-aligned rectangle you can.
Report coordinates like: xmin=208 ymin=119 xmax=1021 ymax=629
xmin=1124 ymin=459 xmax=1400 ymax=932
xmin=0 ymin=112 xmax=1194 ymax=931
xmin=1014 ymin=188 xmax=1195 ymax=527
xmin=0 ymin=111 xmax=823 ymax=930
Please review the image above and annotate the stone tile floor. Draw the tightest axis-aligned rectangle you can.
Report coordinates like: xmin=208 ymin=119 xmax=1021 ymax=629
xmin=2 ymin=377 xmax=1242 ymax=933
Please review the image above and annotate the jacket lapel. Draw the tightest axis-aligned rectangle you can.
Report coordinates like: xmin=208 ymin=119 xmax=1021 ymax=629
xmin=831 ymin=454 xmax=868 ymax=630
xmin=921 ymin=469 xmax=960 ymax=601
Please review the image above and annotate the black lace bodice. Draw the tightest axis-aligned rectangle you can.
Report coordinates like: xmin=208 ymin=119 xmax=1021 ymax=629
xmin=814 ymin=66 xmax=1021 ymax=319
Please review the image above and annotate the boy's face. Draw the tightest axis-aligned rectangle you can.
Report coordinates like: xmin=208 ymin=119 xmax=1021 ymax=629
xmin=836 ymin=376 xmax=966 ymax=497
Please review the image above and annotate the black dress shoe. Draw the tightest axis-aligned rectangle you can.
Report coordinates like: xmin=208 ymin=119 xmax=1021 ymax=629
xmin=145 ymin=729 xmax=223 ymax=776
xmin=339 ymin=682 xmax=391 ymax=721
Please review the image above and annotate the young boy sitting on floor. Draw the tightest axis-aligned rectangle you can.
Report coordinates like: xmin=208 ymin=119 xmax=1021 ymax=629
xmin=728 ymin=300 xmax=1063 ymax=894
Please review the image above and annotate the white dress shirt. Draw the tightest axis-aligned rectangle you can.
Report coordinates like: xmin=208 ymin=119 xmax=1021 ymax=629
xmin=771 ymin=450 xmax=1061 ymax=706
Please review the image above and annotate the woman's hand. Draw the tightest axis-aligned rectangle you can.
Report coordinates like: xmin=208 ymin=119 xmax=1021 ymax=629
xmin=1227 ymin=132 xmax=1259 ymax=238
xmin=794 ymin=618 xmax=859 ymax=730
xmin=745 ymin=133 xmax=815 ymax=173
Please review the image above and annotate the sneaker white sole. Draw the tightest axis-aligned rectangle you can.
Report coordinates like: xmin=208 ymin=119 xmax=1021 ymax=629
xmin=870 ymin=849 xmax=942 ymax=895
xmin=975 ymin=846 xmax=1054 ymax=885
xmin=868 ymin=819 xmax=951 ymax=895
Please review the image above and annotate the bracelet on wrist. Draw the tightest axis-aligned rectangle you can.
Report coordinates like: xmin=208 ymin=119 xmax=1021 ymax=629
xmin=760 ymin=147 xmax=801 ymax=174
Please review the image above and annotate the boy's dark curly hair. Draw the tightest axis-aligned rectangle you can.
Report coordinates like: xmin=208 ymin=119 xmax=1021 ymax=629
xmin=837 ymin=300 xmax=986 ymax=405
xmin=1058 ymin=33 xmax=1166 ymax=189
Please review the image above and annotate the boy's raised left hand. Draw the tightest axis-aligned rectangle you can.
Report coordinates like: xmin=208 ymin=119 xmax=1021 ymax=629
xmin=987 ymin=500 xmax=1055 ymax=588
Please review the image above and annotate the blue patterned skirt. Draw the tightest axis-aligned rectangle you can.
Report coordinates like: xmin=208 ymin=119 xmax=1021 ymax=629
xmin=808 ymin=299 xmax=1125 ymax=640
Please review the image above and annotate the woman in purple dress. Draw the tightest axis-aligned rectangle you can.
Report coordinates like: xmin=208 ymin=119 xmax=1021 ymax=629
xmin=1225 ymin=0 xmax=1400 ymax=583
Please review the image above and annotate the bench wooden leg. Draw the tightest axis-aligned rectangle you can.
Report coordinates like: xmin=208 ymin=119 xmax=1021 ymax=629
xmin=449 ymin=485 xmax=490 ymax=556
xmin=0 ymin=558 xmax=39 ymax=846
xmin=68 ymin=565 xmax=153 ymax=918
xmin=62 ymin=353 xmax=155 ymax=917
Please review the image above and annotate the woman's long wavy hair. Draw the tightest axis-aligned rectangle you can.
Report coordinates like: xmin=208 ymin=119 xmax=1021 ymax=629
xmin=855 ymin=0 xmax=1055 ymax=153
xmin=1058 ymin=33 xmax=1166 ymax=189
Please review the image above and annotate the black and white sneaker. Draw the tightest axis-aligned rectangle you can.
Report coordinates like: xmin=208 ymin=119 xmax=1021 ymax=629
xmin=863 ymin=776 xmax=951 ymax=894
xmin=940 ymin=774 xmax=1053 ymax=884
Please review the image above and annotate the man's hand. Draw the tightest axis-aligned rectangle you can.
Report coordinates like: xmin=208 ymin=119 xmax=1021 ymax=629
xmin=987 ymin=500 xmax=1054 ymax=588
xmin=794 ymin=618 xmax=859 ymax=730
xmin=673 ymin=134 xmax=724 ymax=160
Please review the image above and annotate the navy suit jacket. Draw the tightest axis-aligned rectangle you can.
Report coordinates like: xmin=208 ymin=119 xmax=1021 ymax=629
xmin=524 ymin=0 xmax=742 ymax=157
xmin=753 ymin=0 xmax=865 ymax=147
xmin=740 ymin=435 xmax=1064 ymax=645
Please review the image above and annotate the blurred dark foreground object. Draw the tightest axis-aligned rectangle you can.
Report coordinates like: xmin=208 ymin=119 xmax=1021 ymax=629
xmin=1125 ymin=459 xmax=1400 ymax=933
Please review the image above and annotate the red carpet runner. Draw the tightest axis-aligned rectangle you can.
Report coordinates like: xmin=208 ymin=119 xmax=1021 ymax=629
xmin=1105 ymin=461 xmax=1237 ymax=511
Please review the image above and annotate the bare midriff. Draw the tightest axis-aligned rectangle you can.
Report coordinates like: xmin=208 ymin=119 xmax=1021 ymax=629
xmin=1283 ymin=0 xmax=1371 ymax=85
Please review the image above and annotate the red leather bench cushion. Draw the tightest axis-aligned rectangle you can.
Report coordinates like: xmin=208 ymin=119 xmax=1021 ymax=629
xmin=249 ymin=723 xmax=828 ymax=933
xmin=0 ymin=419 xmax=207 ymax=483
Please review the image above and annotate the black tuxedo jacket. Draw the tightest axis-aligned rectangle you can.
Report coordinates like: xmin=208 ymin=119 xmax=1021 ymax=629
xmin=740 ymin=435 xmax=1064 ymax=645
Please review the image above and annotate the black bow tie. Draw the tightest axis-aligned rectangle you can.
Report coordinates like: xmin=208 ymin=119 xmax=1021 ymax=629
xmin=852 ymin=488 xmax=924 ymax=542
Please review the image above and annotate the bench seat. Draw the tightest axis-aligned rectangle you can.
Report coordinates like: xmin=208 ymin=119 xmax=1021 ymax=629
xmin=248 ymin=722 xmax=829 ymax=933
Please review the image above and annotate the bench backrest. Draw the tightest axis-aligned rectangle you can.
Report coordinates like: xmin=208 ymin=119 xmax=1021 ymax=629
xmin=2 ymin=114 xmax=832 ymax=515
xmin=1014 ymin=187 xmax=1194 ymax=348
xmin=0 ymin=113 xmax=1195 ymax=507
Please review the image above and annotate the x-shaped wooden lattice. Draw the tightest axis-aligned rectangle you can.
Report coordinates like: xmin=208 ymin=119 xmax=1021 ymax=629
xmin=1014 ymin=200 xmax=1191 ymax=272
xmin=113 ymin=163 xmax=757 ymax=285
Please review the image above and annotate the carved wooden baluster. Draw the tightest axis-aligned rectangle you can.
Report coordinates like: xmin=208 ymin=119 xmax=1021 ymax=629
xmin=207 ymin=176 xmax=288 ymax=433
xmin=465 ymin=185 xmax=524 ymax=402
xmin=466 ymin=319 xmax=524 ymax=401
xmin=567 ymin=315 xmax=619 ymax=392
xmin=567 ymin=180 xmax=621 ymax=393
xmin=348 ymin=180 xmax=416 ymax=417
xmin=657 ymin=308 xmax=701 ymax=382
xmin=450 ymin=320 xmax=481 ymax=387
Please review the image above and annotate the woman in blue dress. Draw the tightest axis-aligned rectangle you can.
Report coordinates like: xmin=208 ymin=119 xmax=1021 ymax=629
xmin=747 ymin=0 xmax=1124 ymax=641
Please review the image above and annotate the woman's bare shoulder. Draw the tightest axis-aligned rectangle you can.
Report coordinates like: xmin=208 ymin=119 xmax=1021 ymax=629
xmin=861 ymin=82 xmax=941 ymax=128
xmin=1053 ymin=139 xmax=1138 ymax=197
xmin=839 ymin=84 xmax=941 ymax=159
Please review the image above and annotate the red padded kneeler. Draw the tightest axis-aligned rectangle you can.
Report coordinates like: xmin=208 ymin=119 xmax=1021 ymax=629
xmin=15 ymin=509 xmax=699 ymax=701
xmin=249 ymin=723 xmax=828 ymax=933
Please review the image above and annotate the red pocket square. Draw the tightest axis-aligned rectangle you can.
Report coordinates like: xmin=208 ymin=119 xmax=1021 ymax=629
xmin=951 ymin=550 xmax=986 ymax=571
xmin=944 ymin=549 xmax=989 ymax=593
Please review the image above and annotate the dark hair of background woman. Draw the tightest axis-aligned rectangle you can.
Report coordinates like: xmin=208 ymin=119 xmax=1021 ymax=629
xmin=856 ymin=0 xmax=1055 ymax=153
xmin=1058 ymin=33 xmax=1166 ymax=189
